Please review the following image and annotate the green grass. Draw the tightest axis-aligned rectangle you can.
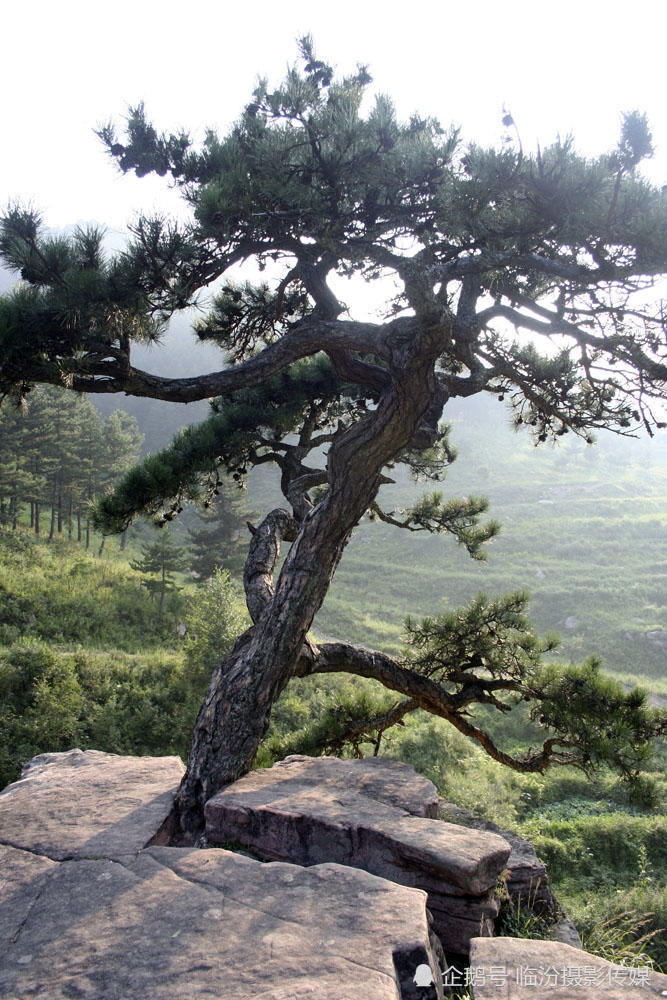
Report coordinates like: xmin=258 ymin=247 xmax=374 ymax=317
xmin=0 ymin=526 xmax=191 ymax=649
xmin=0 ymin=526 xmax=246 ymax=787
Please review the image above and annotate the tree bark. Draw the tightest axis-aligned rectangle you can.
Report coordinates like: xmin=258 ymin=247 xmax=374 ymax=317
xmin=174 ymin=337 xmax=445 ymax=839
xmin=48 ymin=479 xmax=57 ymax=541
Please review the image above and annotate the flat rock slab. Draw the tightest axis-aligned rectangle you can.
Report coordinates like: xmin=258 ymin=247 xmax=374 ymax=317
xmin=0 ymin=749 xmax=184 ymax=860
xmin=0 ymin=844 xmax=442 ymax=1000
xmin=469 ymin=937 xmax=667 ymax=998
xmin=205 ymin=755 xmax=512 ymax=954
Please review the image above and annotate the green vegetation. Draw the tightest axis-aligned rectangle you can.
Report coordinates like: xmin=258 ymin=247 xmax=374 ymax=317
xmin=0 ymin=530 xmax=246 ymax=788
xmin=0 ymin=383 xmax=664 ymax=968
xmin=0 ymin=38 xmax=664 ymax=967
xmin=0 ymin=521 xmax=664 ymax=967
xmin=0 ymin=384 xmax=142 ymax=545
xmin=314 ymin=393 xmax=667 ymax=692
xmin=130 ymin=530 xmax=191 ymax=622
xmin=0 ymin=528 xmax=178 ymax=648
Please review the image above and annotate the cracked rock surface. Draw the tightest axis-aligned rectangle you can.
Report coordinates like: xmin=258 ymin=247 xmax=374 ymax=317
xmin=205 ymin=755 xmax=512 ymax=954
xmin=0 ymin=748 xmax=184 ymax=860
xmin=3 ymin=749 xmax=658 ymax=1000
xmin=0 ymin=750 xmax=442 ymax=1000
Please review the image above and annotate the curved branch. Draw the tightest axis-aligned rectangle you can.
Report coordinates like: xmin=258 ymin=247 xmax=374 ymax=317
xmin=298 ymin=255 xmax=343 ymax=319
xmin=243 ymin=509 xmax=298 ymax=622
xmin=302 ymin=640 xmax=578 ymax=773
xmin=68 ymin=316 xmax=408 ymax=401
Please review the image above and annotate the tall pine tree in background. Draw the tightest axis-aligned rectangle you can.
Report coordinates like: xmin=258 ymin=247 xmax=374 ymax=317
xmin=188 ymin=479 xmax=251 ymax=579
xmin=96 ymin=410 xmax=144 ymax=553
xmin=130 ymin=529 xmax=190 ymax=623
xmin=0 ymin=40 xmax=665 ymax=836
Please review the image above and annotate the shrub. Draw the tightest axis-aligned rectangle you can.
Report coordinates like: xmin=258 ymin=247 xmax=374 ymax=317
xmin=183 ymin=569 xmax=248 ymax=682
xmin=0 ymin=640 xmax=84 ymax=787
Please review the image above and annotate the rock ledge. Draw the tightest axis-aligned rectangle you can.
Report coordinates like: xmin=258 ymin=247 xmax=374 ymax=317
xmin=0 ymin=750 xmax=442 ymax=1000
xmin=206 ymin=755 xmax=512 ymax=954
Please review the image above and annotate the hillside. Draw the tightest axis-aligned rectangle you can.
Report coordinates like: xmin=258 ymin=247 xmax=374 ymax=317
xmin=2 ymin=320 xmax=664 ymax=969
xmin=316 ymin=393 xmax=667 ymax=695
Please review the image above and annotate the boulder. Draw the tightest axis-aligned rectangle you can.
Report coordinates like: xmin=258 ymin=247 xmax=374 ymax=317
xmin=0 ymin=751 xmax=444 ymax=1000
xmin=438 ymin=801 xmax=554 ymax=912
xmin=0 ymin=748 xmax=184 ymax=860
xmin=468 ymin=937 xmax=667 ymax=998
xmin=205 ymin=755 xmax=513 ymax=954
xmin=1 ymin=847 xmax=444 ymax=1000
xmin=438 ymin=801 xmax=581 ymax=948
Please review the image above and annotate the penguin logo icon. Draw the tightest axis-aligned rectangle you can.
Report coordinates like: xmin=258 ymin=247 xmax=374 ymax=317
xmin=413 ymin=964 xmax=434 ymax=988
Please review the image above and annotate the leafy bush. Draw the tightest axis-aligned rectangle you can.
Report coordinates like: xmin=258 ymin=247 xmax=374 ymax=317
xmin=183 ymin=568 xmax=248 ymax=677
xmin=0 ymin=635 xmax=245 ymax=789
xmin=0 ymin=640 xmax=84 ymax=787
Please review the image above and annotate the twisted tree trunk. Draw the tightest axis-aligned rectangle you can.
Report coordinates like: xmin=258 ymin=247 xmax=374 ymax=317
xmin=173 ymin=349 xmax=443 ymax=839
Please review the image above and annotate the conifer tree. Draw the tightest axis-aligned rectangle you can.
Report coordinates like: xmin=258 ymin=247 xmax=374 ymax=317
xmin=187 ymin=479 xmax=251 ymax=579
xmin=130 ymin=530 xmax=190 ymax=622
xmin=0 ymin=40 xmax=665 ymax=836
xmin=0 ymin=386 xmax=142 ymax=544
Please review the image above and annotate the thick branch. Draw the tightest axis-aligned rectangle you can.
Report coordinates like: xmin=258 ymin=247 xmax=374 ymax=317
xmin=69 ymin=316 xmax=409 ymax=400
xmin=328 ymin=349 xmax=391 ymax=396
xmin=303 ymin=640 xmax=578 ymax=773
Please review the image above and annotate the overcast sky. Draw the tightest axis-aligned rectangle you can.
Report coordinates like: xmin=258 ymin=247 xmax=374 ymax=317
xmin=2 ymin=0 xmax=665 ymax=237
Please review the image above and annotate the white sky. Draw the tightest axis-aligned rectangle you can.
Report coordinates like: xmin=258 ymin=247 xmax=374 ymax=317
xmin=2 ymin=0 xmax=665 ymax=238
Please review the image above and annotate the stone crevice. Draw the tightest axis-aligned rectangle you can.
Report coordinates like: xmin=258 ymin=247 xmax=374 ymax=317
xmin=9 ymin=858 xmax=59 ymax=948
xmin=0 ymin=837 xmax=60 ymax=862
xmin=0 ymin=751 xmax=444 ymax=1000
xmin=204 ymin=754 xmax=511 ymax=954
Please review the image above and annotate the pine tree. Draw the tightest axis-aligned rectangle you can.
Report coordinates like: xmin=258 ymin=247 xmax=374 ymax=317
xmin=96 ymin=410 xmax=144 ymax=553
xmin=72 ymin=399 xmax=102 ymax=546
xmin=0 ymin=385 xmax=142 ymax=545
xmin=0 ymin=40 xmax=665 ymax=836
xmin=129 ymin=530 xmax=190 ymax=623
xmin=187 ymin=478 xmax=250 ymax=579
